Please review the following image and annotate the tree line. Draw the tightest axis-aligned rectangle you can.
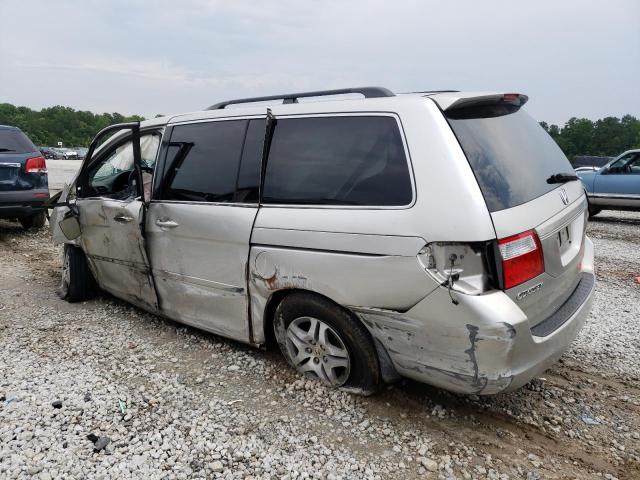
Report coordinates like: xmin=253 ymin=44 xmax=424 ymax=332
xmin=540 ymin=115 xmax=640 ymax=160
xmin=0 ymin=103 xmax=145 ymax=147
xmin=1 ymin=102 xmax=639 ymax=160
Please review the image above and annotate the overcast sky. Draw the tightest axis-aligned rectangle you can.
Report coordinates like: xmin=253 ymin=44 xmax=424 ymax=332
xmin=1 ymin=0 xmax=638 ymax=125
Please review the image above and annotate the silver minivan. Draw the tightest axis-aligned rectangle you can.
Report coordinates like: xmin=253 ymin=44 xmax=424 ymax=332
xmin=50 ymin=87 xmax=595 ymax=395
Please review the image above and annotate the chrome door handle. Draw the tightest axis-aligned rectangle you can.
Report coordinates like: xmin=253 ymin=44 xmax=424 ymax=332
xmin=155 ymin=219 xmax=179 ymax=229
xmin=113 ymin=214 xmax=134 ymax=223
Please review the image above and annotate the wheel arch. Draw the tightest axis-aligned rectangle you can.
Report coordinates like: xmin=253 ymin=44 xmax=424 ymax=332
xmin=261 ymin=288 xmax=355 ymax=347
xmin=259 ymin=287 xmax=400 ymax=385
xmin=65 ymin=241 xmax=99 ymax=280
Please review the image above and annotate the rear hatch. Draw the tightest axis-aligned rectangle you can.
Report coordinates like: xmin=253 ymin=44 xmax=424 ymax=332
xmin=438 ymin=93 xmax=588 ymax=329
xmin=0 ymin=127 xmax=48 ymax=193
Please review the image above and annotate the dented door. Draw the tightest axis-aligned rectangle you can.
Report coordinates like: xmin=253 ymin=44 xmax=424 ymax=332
xmin=77 ymin=197 xmax=158 ymax=312
xmin=146 ymin=202 xmax=257 ymax=340
xmin=146 ymin=118 xmax=264 ymax=342
xmin=72 ymin=122 xmax=160 ymax=312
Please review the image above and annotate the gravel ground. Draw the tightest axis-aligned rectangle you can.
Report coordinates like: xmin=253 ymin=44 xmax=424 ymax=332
xmin=0 ymin=211 xmax=639 ymax=479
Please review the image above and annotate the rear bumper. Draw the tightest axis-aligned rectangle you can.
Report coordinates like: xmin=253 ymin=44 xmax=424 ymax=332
xmin=0 ymin=189 xmax=49 ymax=218
xmin=355 ymin=236 xmax=596 ymax=395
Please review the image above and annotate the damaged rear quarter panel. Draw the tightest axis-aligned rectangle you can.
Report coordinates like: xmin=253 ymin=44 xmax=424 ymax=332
xmin=246 ymin=226 xmax=526 ymax=395
xmin=248 ymin=239 xmax=432 ymax=345
xmin=351 ymin=290 xmax=525 ymax=394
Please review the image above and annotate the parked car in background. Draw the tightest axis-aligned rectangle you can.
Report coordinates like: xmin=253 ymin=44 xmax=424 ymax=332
xmin=574 ymin=166 xmax=599 ymax=173
xmin=50 ymin=87 xmax=595 ymax=395
xmin=38 ymin=146 xmax=59 ymax=159
xmin=0 ymin=125 xmax=49 ymax=229
xmin=61 ymin=148 xmax=79 ymax=160
xmin=74 ymin=147 xmax=88 ymax=160
xmin=577 ymin=149 xmax=640 ymax=216
xmin=572 ymin=155 xmax=612 ymax=170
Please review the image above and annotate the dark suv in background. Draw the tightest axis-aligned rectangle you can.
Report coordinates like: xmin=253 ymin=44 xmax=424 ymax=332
xmin=0 ymin=125 xmax=49 ymax=229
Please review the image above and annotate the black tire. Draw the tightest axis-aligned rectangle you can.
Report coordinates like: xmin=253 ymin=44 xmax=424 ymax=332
xmin=274 ymin=292 xmax=381 ymax=394
xmin=19 ymin=211 xmax=46 ymax=230
xmin=59 ymin=244 xmax=97 ymax=302
xmin=588 ymin=204 xmax=601 ymax=218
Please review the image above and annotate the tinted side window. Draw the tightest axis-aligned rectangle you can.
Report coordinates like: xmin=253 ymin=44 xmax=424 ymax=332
xmin=235 ymin=119 xmax=264 ymax=203
xmin=162 ymin=120 xmax=247 ymax=202
xmin=263 ymin=116 xmax=412 ymax=206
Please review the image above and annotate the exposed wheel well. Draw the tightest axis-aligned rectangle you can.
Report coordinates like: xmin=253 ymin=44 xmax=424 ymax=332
xmin=262 ymin=288 xmax=363 ymax=348
xmin=260 ymin=288 xmax=400 ymax=384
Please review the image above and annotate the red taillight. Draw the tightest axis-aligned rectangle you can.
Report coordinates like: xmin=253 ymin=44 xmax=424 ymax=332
xmin=503 ymin=93 xmax=520 ymax=102
xmin=25 ymin=156 xmax=47 ymax=173
xmin=498 ymin=229 xmax=544 ymax=289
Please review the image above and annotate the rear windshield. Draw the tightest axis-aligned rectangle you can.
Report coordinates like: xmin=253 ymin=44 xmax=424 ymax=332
xmin=447 ymin=106 xmax=573 ymax=212
xmin=0 ymin=128 xmax=37 ymax=154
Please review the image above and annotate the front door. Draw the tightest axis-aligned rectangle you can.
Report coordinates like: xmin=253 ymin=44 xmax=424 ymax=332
xmin=146 ymin=117 xmax=264 ymax=341
xmin=75 ymin=127 xmax=162 ymax=312
xmin=593 ymin=152 xmax=640 ymax=208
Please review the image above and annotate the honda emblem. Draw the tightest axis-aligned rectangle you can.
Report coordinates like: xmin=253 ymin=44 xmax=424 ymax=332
xmin=559 ymin=188 xmax=569 ymax=205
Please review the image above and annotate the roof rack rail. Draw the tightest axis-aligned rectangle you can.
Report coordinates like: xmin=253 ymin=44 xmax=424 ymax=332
xmin=404 ymin=90 xmax=460 ymax=95
xmin=206 ymin=86 xmax=394 ymax=110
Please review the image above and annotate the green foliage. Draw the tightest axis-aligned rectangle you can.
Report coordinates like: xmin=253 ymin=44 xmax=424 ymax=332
xmin=0 ymin=103 xmax=146 ymax=147
xmin=540 ymin=115 xmax=640 ymax=160
xmin=1 ymin=102 xmax=638 ymax=159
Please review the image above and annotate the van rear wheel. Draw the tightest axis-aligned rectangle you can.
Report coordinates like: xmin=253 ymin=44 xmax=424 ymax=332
xmin=274 ymin=293 xmax=381 ymax=394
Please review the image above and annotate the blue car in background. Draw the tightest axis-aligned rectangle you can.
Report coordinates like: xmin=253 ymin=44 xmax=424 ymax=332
xmin=0 ymin=125 xmax=49 ymax=229
xmin=576 ymin=149 xmax=640 ymax=217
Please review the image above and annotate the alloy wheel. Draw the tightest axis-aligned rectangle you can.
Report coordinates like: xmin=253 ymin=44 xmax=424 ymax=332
xmin=285 ymin=316 xmax=351 ymax=386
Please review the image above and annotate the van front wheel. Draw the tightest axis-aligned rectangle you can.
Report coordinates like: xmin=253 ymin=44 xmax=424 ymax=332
xmin=274 ymin=293 xmax=381 ymax=394
xmin=60 ymin=244 xmax=96 ymax=302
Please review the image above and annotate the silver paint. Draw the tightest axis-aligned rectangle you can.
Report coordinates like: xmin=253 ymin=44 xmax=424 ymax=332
xmin=284 ymin=316 xmax=351 ymax=387
xmin=49 ymin=92 xmax=597 ymax=395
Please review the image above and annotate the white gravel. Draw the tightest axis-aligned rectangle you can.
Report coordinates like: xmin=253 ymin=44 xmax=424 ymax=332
xmin=1 ymin=210 xmax=639 ymax=479
xmin=567 ymin=210 xmax=640 ymax=377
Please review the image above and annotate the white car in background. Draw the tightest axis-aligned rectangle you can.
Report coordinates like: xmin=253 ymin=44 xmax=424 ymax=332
xmin=62 ymin=149 xmax=79 ymax=160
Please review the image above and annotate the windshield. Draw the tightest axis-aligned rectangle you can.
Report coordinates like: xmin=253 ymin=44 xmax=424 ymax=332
xmin=606 ymin=152 xmax=640 ymax=174
xmin=447 ymin=106 xmax=573 ymax=212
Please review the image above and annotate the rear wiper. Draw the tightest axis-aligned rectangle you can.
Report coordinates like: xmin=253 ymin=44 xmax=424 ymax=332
xmin=0 ymin=148 xmax=16 ymax=152
xmin=546 ymin=172 xmax=579 ymax=184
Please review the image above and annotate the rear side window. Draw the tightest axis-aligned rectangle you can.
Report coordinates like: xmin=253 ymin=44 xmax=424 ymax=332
xmin=447 ymin=106 xmax=574 ymax=212
xmin=162 ymin=120 xmax=247 ymax=202
xmin=0 ymin=129 xmax=37 ymax=154
xmin=263 ymin=116 xmax=412 ymax=206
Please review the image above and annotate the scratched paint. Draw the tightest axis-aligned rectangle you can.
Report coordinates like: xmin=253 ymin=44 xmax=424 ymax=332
xmin=464 ymin=324 xmax=481 ymax=388
xmin=351 ymin=293 xmax=520 ymax=395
